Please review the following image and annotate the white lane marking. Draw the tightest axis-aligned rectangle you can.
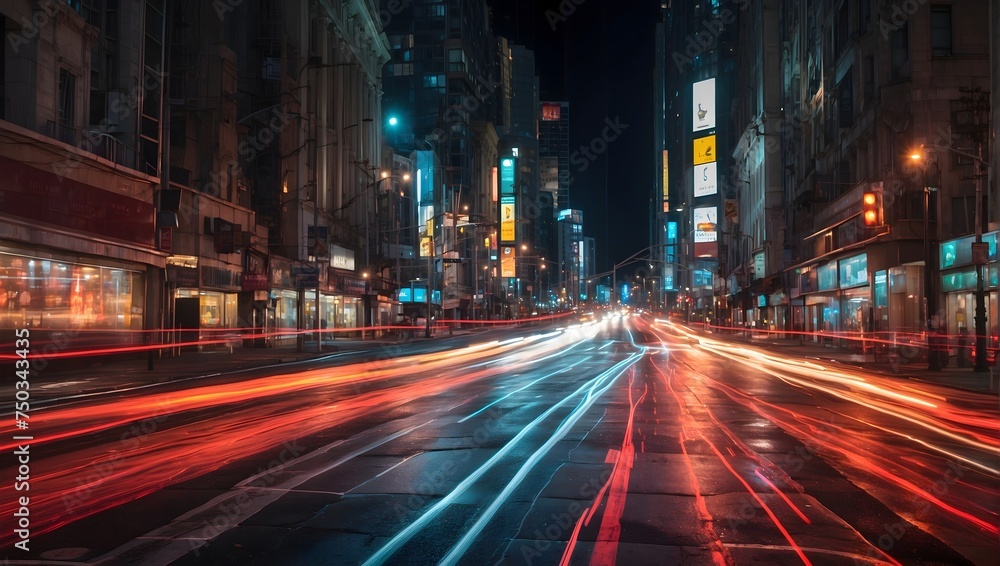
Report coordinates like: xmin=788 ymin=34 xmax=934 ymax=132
xmin=362 ymin=352 xmax=643 ymax=566
xmin=93 ymin=420 xmax=434 ymax=566
xmin=458 ymin=359 xmax=590 ymax=423
xmin=438 ymin=354 xmax=642 ymax=566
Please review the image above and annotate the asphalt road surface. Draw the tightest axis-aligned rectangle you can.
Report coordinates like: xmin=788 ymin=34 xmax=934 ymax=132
xmin=2 ymin=315 xmax=997 ymax=565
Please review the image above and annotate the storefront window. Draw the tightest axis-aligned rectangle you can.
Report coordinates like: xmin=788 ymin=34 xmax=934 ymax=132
xmin=823 ymin=301 xmax=840 ymax=332
xmin=0 ymin=252 xmax=141 ymax=330
xmin=200 ymin=292 xmax=224 ymax=327
xmin=888 ymin=265 xmax=923 ymax=332
xmin=839 ymin=253 xmax=868 ymax=288
xmin=193 ymin=291 xmax=238 ymax=328
xmin=336 ymin=297 xmax=362 ymax=328
xmin=841 ymin=287 xmax=871 ymax=333
xmin=225 ymin=294 xmax=237 ymax=328
xmin=873 ymin=271 xmax=888 ymax=332
xmin=304 ymin=291 xmax=317 ymax=330
xmin=276 ymin=290 xmax=298 ymax=329
xmin=817 ymin=261 xmax=838 ymax=291
xmin=320 ymin=296 xmax=337 ymax=330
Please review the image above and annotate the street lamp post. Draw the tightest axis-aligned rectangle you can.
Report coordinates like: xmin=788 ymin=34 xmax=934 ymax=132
xmin=924 ymin=184 xmax=941 ymax=371
xmin=392 ymin=185 xmax=414 ymax=297
xmin=913 ymin=144 xmax=991 ymax=372
xmin=333 ymin=169 xmax=409 ymax=339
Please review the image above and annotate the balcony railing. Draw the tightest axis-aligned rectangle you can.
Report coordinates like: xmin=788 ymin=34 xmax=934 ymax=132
xmin=45 ymin=120 xmax=78 ymax=146
xmin=85 ymin=131 xmax=137 ymax=169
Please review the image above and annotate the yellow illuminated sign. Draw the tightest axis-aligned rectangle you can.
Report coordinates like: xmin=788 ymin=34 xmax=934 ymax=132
xmin=693 ymin=135 xmax=716 ymax=165
xmin=662 ymin=150 xmax=669 ymax=212
xmin=500 ymin=197 xmax=516 ymax=243
xmin=419 ymin=236 xmax=431 ymax=257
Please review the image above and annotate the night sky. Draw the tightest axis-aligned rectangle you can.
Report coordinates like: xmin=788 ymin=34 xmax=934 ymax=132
xmin=488 ymin=0 xmax=658 ymax=274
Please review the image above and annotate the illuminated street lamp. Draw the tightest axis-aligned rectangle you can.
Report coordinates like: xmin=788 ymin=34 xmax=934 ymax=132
xmin=911 ymin=146 xmax=991 ymax=372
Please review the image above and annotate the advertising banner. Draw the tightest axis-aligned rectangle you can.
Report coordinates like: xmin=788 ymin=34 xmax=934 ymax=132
xmin=693 ymin=135 xmax=716 ymax=166
xmin=501 ymin=245 xmax=516 ymax=277
xmin=500 ymin=196 xmax=517 ymax=243
xmin=693 ymin=206 xmax=718 ymax=243
xmin=331 ymin=244 xmax=355 ymax=271
xmin=692 ymin=78 xmax=716 ymax=132
xmin=661 ymin=150 xmax=669 ymax=211
xmin=693 ymin=162 xmax=717 ymax=197
xmin=500 ymin=158 xmax=517 ymax=195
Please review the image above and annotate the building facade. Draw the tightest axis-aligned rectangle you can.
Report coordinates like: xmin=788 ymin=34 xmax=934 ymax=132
xmin=557 ymin=209 xmax=584 ymax=308
xmin=0 ymin=0 xmax=166 ymax=353
xmin=654 ymin=1 xmax=739 ymax=320
xmin=382 ymin=0 xmax=498 ymax=320
xmin=167 ymin=0 xmax=389 ymax=345
xmin=776 ymin=0 xmax=994 ymax=351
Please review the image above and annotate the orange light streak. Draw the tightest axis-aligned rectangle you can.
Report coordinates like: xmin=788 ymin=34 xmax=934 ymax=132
xmin=0 ymin=327 xmax=602 ymax=547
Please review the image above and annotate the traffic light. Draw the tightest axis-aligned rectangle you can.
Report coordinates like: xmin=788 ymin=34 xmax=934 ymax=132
xmin=862 ymin=188 xmax=882 ymax=227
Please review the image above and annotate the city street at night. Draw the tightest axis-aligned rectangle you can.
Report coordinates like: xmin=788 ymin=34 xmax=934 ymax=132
xmin=1 ymin=0 xmax=998 ymax=563
xmin=1 ymin=315 xmax=996 ymax=565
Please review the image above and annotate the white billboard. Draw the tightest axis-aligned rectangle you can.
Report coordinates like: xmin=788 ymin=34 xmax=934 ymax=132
xmin=693 ymin=206 xmax=718 ymax=243
xmin=692 ymin=78 xmax=716 ymax=132
xmin=693 ymin=162 xmax=717 ymax=197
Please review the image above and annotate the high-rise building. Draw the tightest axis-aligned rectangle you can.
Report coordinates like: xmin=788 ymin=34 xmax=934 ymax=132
xmin=653 ymin=2 xmax=739 ymax=319
xmin=729 ymin=0 xmax=784 ymax=329
xmin=501 ymin=42 xmax=540 ymax=307
xmin=539 ymin=101 xmax=570 ymax=210
xmin=382 ymin=0 xmax=498 ymax=319
xmin=558 ymin=209 xmax=584 ymax=308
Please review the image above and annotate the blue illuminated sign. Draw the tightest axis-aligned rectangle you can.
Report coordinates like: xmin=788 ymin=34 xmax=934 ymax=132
xmin=500 ymin=157 xmax=516 ymax=195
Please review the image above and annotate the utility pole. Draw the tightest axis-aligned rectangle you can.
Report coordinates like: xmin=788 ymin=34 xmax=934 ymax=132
xmin=963 ymin=86 xmax=991 ymax=373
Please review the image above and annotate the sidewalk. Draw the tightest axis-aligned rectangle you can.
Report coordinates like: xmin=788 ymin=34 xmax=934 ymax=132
xmin=702 ymin=329 xmax=999 ymax=394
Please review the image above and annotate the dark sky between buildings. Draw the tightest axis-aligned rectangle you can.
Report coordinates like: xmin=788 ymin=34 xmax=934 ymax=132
xmin=488 ymin=0 xmax=658 ymax=274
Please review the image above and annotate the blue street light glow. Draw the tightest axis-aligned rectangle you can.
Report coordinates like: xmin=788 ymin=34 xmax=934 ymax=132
xmin=388 ymin=116 xmax=398 ymax=126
